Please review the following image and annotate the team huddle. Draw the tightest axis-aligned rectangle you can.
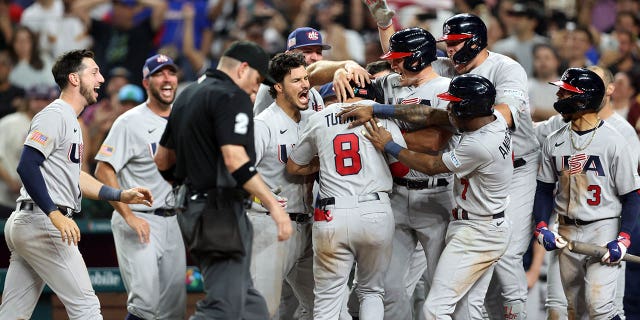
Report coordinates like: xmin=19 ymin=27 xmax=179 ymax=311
xmin=1 ymin=0 xmax=640 ymax=319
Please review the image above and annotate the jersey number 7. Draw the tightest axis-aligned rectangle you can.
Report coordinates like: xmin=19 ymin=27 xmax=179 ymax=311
xmin=333 ymin=133 xmax=362 ymax=176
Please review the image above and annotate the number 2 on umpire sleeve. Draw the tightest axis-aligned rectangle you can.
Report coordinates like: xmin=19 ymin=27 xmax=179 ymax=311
xmin=333 ymin=133 xmax=362 ymax=176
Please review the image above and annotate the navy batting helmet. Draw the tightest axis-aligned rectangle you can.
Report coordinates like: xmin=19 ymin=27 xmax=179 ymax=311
xmin=549 ymin=68 xmax=605 ymax=115
xmin=380 ymin=27 xmax=437 ymax=72
xmin=437 ymin=74 xmax=495 ymax=118
xmin=438 ymin=13 xmax=488 ymax=65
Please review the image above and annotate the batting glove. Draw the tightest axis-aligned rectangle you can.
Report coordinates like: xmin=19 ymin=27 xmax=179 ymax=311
xmin=534 ymin=221 xmax=568 ymax=251
xmin=602 ymin=232 xmax=631 ymax=264
xmin=362 ymin=0 xmax=395 ymax=28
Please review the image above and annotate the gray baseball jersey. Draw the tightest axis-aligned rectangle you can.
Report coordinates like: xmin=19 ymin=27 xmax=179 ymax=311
xmin=250 ymin=102 xmax=315 ymax=318
xmin=95 ymin=103 xmax=172 ymax=210
xmin=1 ymin=99 xmax=102 ymax=319
xmin=373 ymin=73 xmax=457 ymax=181
xmin=538 ymin=121 xmax=640 ymax=221
xmin=290 ymin=100 xmax=405 ymax=320
xmin=95 ymin=103 xmax=186 ymax=319
xmin=290 ymin=101 xmax=405 ymax=198
xmin=17 ymin=99 xmax=83 ymax=211
xmin=254 ymin=83 xmax=324 ymax=116
xmin=254 ymin=104 xmax=314 ymax=213
xmin=424 ymin=111 xmax=512 ymax=319
xmin=442 ymin=112 xmax=513 ymax=215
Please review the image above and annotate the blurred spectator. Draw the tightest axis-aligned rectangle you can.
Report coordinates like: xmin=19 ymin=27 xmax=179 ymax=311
xmin=117 ymin=83 xmax=144 ymax=109
xmin=42 ymin=0 xmax=92 ymax=58
xmin=0 ymin=0 xmax=23 ymax=51
xmin=0 ymin=84 xmax=58 ymax=218
xmin=562 ymin=25 xmax=596 ymax=68
xmin=81 ymin=66 xmax=130 ymax=172
xmin=599 ymin=11 xmax=640 ymax=54
xmin=158 ymin=0 xmax=211 ymax=81
xmin=0 ymin=49 xmax=25 ymax=119
xmin=365 ymin=60 xmax=392 ymax=79
xmin=611 ymin=71 xmax=636 ymax=119
xmin=316 ymin=0 xmax=365 ymax=65
xmin=74 ymin=0 xmax=167 ymax=87
xmin=19 ymin=0 xmax=63 ymax=57
xmin=529 ymin=43 xmax=561 ymax=121
xmin=487 ymin=0 xmax=515 ymax=47
xmin=604 ymin=30 xmax=640 ymax=89
xmin=7 ymin=25 xmax=55 ymax=89
xmin=492 ymin=1 xmax=548 ymax=76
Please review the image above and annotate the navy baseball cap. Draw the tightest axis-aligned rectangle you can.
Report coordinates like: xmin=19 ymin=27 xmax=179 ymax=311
xmin=223 ymin=40 xmax=276 ymax=85
xmin=142 ymin=54 xmax=178 ymax=79
xmin=287 ymin=27 xmax=331 ymax=51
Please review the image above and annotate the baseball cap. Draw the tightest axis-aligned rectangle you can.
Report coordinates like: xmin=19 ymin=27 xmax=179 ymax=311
xmin=118 ymin=84 xmax=145 ymax=103
xmin=142 ymin=54 xmax=178 ymax=79
xmin=223 ymin=40 xmax=276 ymax=85
xmin=286 ymin=27 xmax=331 ymax=51
xmin=26 ymin=85 xmax=59 ymax=100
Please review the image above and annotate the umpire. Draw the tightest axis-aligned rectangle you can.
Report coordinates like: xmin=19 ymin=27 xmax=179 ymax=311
xmin=154 ymin=40 xmax=293 ymax=319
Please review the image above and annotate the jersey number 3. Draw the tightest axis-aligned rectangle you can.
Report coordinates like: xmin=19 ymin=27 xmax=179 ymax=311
xmin=333 ymin=133 xmax=362 ymax=176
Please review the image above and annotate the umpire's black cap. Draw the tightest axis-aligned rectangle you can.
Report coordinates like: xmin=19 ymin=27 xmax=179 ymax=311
xmin=223 ymin=41 xmax=276 ymax=85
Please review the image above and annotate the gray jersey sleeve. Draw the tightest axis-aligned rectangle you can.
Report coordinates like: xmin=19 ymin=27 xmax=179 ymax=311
xmin=253 ymin=115 xmax=271 ymax=165
xmin=24 ymin=108 xmax=63 ymax=157
xmin=442 ymin=136 xmax=491 ymax=177
xmin=95 ymin=116 xmax=134 ymax=172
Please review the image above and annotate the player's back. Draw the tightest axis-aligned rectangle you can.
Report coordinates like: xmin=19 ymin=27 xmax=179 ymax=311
xmin=305 ymin=102 xmax=395 ymax=198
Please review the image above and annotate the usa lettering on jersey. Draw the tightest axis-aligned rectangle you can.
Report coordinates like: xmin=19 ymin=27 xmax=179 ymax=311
xmin=551 ymin=154 xmax=605 ymax=176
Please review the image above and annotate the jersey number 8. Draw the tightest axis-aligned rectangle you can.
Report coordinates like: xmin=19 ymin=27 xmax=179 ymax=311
xmin=333 ymin=133 xmax=362 ymax=176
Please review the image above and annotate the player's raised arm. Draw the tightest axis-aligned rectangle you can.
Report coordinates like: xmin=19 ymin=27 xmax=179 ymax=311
xmin=338 ymin=103 xmax=450 ymax=128
xmin=361 ymin=0 xmax=396 ymax=52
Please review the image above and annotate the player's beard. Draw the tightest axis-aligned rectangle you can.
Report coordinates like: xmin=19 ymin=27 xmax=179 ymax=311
xmin=79 ymin=79 xmax=97 ymax=105
xmin=149 ymin=84 xmax=175 ymax=107
xmin=283 ymin=89 xmax=309 ymax=111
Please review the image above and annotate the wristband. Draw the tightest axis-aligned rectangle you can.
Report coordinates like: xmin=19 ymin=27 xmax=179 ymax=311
xmin=99 ymin=185 xmax=122 ymax=201
xmin=373 ymin=103 xmax=395 ymax=117
xmin=384 ymin=141 xmax=404 ymax=159
xmin=232 ymin=162 xmax=258 ymax=187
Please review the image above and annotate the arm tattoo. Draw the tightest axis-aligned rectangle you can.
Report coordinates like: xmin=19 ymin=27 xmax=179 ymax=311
xmin=393 ymin=104 xmax=450 ymax=127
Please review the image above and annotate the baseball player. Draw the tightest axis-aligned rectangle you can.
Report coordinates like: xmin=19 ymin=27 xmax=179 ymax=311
xmin=533 ymin=67 xmax=640 ymax=320
xmin=364 ymin=74 xmax=513 ymax=320
xmin=287 ymin=94 xmax=407 ymax=320
xmin=342 ymin=13 xmax=537 ymax=318
xmin=534 ymin=65 xmax=640 ymax=319
xmin=248 ymin=52 xmax=316 ymax=319
xmin=0 ymin=49 xmax=153 ymax=320
xmin=94 ymin=54 xmax=186 ymax=320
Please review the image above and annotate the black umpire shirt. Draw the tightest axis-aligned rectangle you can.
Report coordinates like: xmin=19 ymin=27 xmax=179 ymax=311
xmin=160 ymin=69 xmax=256 ymax=191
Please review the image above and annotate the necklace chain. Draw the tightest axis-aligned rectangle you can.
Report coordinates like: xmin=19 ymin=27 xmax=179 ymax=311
xmin=570 ymin=119 xmax=600 ymax=152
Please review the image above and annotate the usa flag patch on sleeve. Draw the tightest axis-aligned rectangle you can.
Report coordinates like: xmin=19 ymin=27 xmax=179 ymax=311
xmin=29 ymin=130 xmax=49 ymax=146
xmin=99 ymin=144 xmax=114 ymax=156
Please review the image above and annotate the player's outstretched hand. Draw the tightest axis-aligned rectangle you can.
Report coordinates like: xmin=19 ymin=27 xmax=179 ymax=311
xmin=269 ymin=206 xmax=293 ymax=241
xmin=363 ymin=119 xmax=392 ymax=151
xmin=125 ymin=214 xmax=151 ymax=244
xmin=362 ymin=0 xmax=395 ymax=27
xmin=121 ymin=187 xmax=153 ymax=207
xmin=337 ymin=104 xmax=374 ymax=128
xmin=49 ymin=210 xmax=81 ymax=246
xmin=344 ymin=61 xmax=371 ymax=88
xmin=534 ymin=222 xmax=567 ymax=251
xmin=333 ymin=68 xmax=354 ymax=102
xmin=602 ymin=233 xmax=631 ymax=264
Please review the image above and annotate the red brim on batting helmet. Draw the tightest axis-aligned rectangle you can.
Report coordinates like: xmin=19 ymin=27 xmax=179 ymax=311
xmin=380 ymin=51 xmax=413 ymax=60
xmin=548 ymin=80 xmax=585 ymax=93
xmin=437 ymin=34 xmax=472 ymax=42
xmin=437 ymin=92 xmax=463 ymax=102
